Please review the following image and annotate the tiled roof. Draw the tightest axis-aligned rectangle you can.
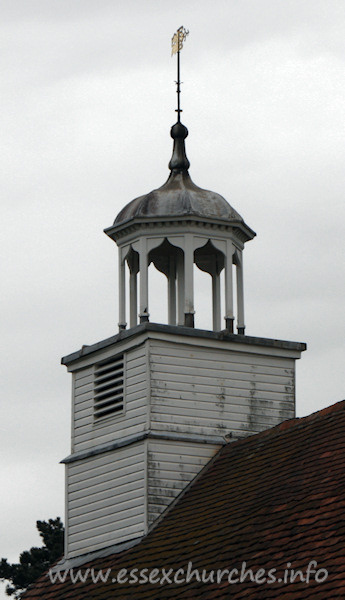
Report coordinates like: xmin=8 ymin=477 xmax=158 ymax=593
xmin=24 ymin=399 xmax=345 ymax=599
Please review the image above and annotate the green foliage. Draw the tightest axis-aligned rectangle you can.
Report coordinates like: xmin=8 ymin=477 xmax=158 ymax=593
xmin=0 ymin=517 xmax=64 ymax=599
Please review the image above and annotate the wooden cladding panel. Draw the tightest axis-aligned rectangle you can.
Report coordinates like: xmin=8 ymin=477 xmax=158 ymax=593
xmin=149 ymin=340 xmax=295 ymax=438
xmin=66 ymin=442 xmax=146 ymax=558
xmin=147 ymin=439 xmax=219 ymax=526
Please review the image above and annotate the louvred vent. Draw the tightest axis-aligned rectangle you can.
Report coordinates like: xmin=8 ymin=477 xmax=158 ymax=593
xmin=94 ymin=355 xmax=124 ymax=419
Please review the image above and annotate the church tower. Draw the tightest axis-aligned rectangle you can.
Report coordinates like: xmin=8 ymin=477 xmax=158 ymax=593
xmin=61 ymin=33 xmax=306 ymax=561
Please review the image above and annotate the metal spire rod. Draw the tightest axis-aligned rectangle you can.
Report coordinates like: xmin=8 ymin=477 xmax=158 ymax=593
xmin=176 ymin=46 xmax=181 ymax=121
xmin=171 ymin=26 xmax=189 ymax=122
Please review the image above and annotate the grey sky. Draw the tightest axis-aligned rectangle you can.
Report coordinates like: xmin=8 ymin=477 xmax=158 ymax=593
xmin=1 ymin=1 xmax=344 ymax=597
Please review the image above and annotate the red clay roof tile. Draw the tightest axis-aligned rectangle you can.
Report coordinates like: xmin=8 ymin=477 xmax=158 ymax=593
xmin=23 ymin=399 xmax=345 ymax=599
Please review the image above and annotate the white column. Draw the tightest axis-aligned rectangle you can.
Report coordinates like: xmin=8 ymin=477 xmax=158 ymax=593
xmin=118 ymin=252 xmax=126 ymax=330
xmin=129 ymin=270 xmax=137 ymax=328
xmin=177 ymin=253 xmax=185 ymax=325
xmin=224 ymin=240 xmax=234 ymax=332
xmin=168 ymin=256 xmax=176 ymax=325
xmin=139 ymin=238 xmax=149 ymax=322
xmin=212 ymin=270 xmax=221 ymax=331
xmin=184 ymin=234 xmax=194 ymax=327
xmin=236 ymin=251 xmax=245 ymax=334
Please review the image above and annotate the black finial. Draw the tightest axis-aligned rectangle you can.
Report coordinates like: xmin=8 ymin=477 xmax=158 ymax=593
xmin=171 ymin=26 xmax=189 ymax=123
xmin=168 ymin=121 xmax=190 ymax=172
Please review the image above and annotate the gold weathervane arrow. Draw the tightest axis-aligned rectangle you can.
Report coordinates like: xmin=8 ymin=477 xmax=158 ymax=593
xmin=171 ymin=26 xmax=189 ymax=56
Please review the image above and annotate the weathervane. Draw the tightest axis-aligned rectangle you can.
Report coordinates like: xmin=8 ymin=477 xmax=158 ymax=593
xmin=171 ymin=26 xmax=189 ymax=122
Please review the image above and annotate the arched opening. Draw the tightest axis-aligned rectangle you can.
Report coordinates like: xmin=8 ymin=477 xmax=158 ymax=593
xmin=232 ymin=261 xmax=237 ymax=330
xmin=148 ymin=263 xmax=167 ymax=324
xmin=194 ymin=240 xmax=225 ymax=332
xmin=194 ymin=265 xmax=212 ymax=330
xmin=233 ymin=250 xmax=245 ymax=334
xmin=148 ymin=239 xmax=184 ymax=326
xmin=125 ymin=247 xmax=139 ymax=328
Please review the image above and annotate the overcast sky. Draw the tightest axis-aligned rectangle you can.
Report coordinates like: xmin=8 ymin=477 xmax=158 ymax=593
xmin=1 ymin=1 xmax=344 ymax=596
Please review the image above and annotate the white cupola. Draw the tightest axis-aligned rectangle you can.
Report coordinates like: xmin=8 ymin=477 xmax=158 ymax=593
xmin=61 ymin=116 xmax=306 ymax=564
xmin=105 ymin=121 xmax=255 ymax=334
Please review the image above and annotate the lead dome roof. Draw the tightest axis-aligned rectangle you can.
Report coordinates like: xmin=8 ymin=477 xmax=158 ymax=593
xmin=114 ymin=122 xmax=247 ymax=227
